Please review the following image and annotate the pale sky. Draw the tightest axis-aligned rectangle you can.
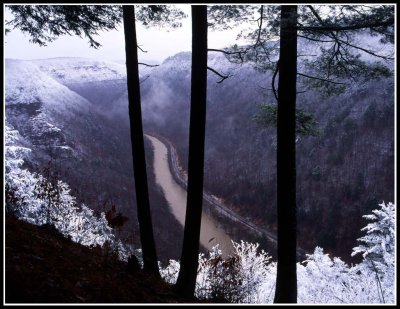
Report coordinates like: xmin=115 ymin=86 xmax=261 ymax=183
xmin=4 ymin=5 xmax=252 ymax=63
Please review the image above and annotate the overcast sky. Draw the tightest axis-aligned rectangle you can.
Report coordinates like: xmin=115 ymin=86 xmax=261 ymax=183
xmin=4 ymin=5 xmax=252 ymax=64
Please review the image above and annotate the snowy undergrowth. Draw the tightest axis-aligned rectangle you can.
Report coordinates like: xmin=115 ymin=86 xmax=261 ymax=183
xmin=159 ymin=204 xmax=395 ymax=304
xmin=5 ymin=122 xmax=136 ymax=262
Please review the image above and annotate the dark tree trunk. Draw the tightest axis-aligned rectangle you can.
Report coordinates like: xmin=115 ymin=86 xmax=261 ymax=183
xmin=122 ymin=6 xmax=159 ymax=277
xmin=274 ymin=5 xmax=298 ymax=303
xmin=175 ymin=5 xmax=208 ymax=298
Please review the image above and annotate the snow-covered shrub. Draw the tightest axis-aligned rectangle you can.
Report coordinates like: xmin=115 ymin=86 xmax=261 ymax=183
xmin=231 ymin=241 xmax=273 ymax=303
xmin=195 ymin=245 xmax=243 ymax=301
xmin=5 ymin=122 xmax=135 ymax=261
xmin=111 ymin=240 xmax=137 ymax=262
xmin=159 ymin=202 xmax=395 ymax=304
xmin=297 ymin=247 xmax=356 ymax=304
xmin=159 ymin=259 xmax=180 ymax=284
xmin=4 ymin=126 xmax=31 ymax=172
xmin=160 ymin=241 xmax=273 ymax=303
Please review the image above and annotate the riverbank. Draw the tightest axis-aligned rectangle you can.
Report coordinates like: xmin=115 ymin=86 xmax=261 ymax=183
xmin=146 ymin=133 xmax=307 ymax=260
xmin=146 ymin=134 xmax=233 ymax=255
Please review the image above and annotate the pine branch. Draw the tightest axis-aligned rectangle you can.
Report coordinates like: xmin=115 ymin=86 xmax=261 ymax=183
xmin=307 ymin=5 xmax=393 ymax=61
xmin=297 ymin=72 xmax=346 ymax=85
xmin=208 ymin=48 xmax=247 ymax=62
xmin=335 ymin=38 xmax=394 ymax=61
xmin=298 ymin=34 xmax=335 ymax=43
xmin=297 ymin=19 xmax=394 ymax=32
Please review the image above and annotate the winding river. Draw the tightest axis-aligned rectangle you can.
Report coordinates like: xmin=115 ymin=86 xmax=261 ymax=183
xmin=146 ymin=135 xmax=233 ymax=255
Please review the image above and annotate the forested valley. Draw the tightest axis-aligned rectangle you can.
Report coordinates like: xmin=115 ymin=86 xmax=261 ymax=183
xmin=4 ymin=4 xmax=395 ymax=304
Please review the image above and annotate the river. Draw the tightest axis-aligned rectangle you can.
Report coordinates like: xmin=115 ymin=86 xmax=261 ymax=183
xmin=146 ymin=135 xmax=233 ymax=255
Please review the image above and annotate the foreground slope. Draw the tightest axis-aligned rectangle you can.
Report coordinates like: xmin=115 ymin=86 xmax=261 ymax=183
xmin=5 ymin=213 xmax=196 ymax=303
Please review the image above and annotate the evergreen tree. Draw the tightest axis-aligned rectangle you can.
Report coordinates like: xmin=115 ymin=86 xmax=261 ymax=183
xmin=352 ymin=202 xmax=395 ymax=274
xmin=122 ymin=5 xmax=159 ymax=276
xmin=208 ymin=4 xmax=394 ymax=303
xmin=274 ymin=5 xmax=298 ymax=303
xmin=175 ymin=5 xmax=208 ymax=298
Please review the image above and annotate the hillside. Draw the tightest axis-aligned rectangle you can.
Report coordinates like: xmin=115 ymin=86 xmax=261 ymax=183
xmin=5 ymin=54 xmax=394 ymax=261
xmin=5 ymin=213 xmax=198 ymax=304
xmin=4 ymin=58 xmax=184 ymax=263
xmin=5 ymin=59 xmax=136 ymax=219
xmin=139 ymin=52 xmax=394 ymax=259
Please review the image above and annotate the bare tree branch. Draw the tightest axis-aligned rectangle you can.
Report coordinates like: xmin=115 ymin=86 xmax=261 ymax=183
xmin=138 ymin=62 xmax=159 ymax=67
xmin=272 ymin=60 xmax=279 ymax=102
xmin=207 ymin=66 xmax=231 ymax=83
xmin=139 ymin=75 xmax=150 ymax=84
xmin=137 ymin=45 xmax=148 ymax=53
xmin=369 ymin=258 xmax=386 ymax=304
xmin=306 ymin=6 xmax=363 ymax=78
xmin=255 ymin=5 xmax=264 ymax=46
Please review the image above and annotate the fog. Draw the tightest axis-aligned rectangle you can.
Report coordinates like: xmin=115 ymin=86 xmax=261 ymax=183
xmin=4 ymin=5 xmax=250 ymax=63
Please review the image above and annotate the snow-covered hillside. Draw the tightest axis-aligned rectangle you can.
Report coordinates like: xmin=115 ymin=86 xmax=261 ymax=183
xmin=5 ymin=59 xmax=98 ymax=159
xmin=23 ymin=58 xmax=130 ymax=120
xmin=5 ymin=59 xmax=92 ymax=112
xmin=32 ymin=57 xmax=127 ymax=84
xmin=5 ymin=58 xmax=137 ymax=222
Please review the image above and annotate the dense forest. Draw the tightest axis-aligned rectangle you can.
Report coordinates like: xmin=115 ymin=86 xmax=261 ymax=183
xmin=4 ymin=4 xmax=395 ymax=304
xmin=140 ymin=51 xmax=394 ymax=259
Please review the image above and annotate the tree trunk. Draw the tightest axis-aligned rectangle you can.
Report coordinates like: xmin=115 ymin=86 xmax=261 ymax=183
xmin=274 ymin=5 xmax=298 ymax=303
xmin=175 ymin=5 xmax=208 ymax=298
xmin=122 ymin=5 xmax=159 ymax=277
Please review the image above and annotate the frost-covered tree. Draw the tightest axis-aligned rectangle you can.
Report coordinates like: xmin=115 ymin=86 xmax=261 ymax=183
xmin=161 ymin=241 xmax=273 ymax=302
xmin=352 ymin=202 xmax=395 ymax=272
xmin=297 ymin=247 xmax=355 ymax=303
xmin=159 ymin=202 xmax=395 ymax=304
xmin=5 ymin=122 xmax=136 ymax=261
xmin=4 ymin=122 xmax=31 ymax=172
xmin=351 ymin=201 xmax=395 ymax=303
